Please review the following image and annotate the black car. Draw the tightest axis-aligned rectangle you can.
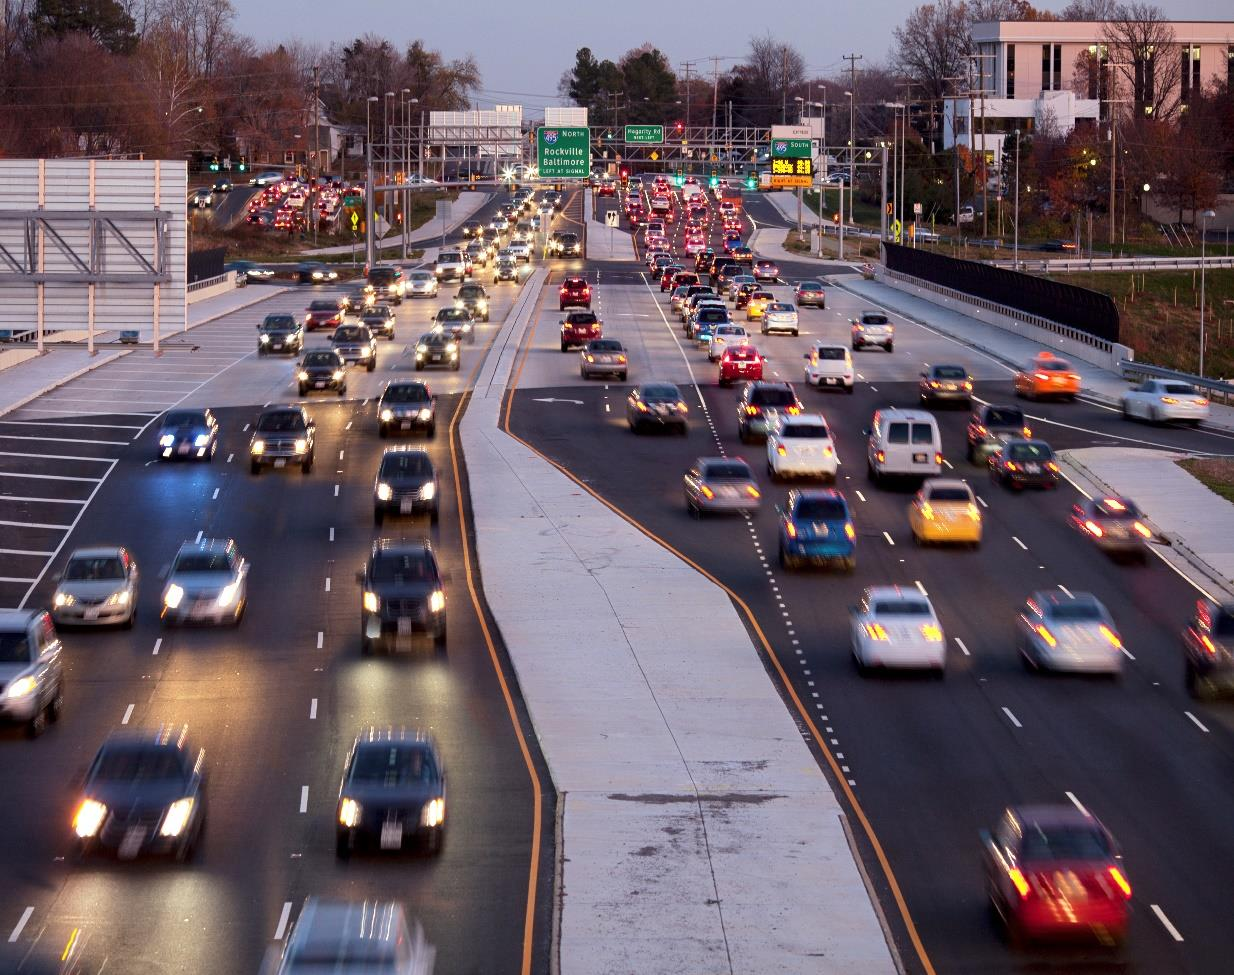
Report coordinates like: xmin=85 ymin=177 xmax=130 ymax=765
xmin=330 ymin=324 xmax=377 ymax=372
xmin=336 ymin=729 xmax=446 ymax=856
xmin=627 ymin=382 xmax=688 ymax=434
xmin=155 ymin=408 xmax=218 ymax=461
xmin=455 ymin=283 xmax=490 ymax=324
xmin=295 ymin=261 xmax=339 ymax=284
xmin=414 ymin=330 xmax=460 ymax=371
xmin=212 ymin=177 xmax=232 ymax=193
xmin=1068 ymin=496 xmax=1152 ymax=562
xmin=225 ymin=260 xmax=276 ymax=284
xmin=72 ymin=727 xmax=206 ymax=861
xmin=250 ymin=406 xmax=316 ymax=474
xmin=298 ymin=349 xmax=347 ymax=396
xmin=553 ymin=232 xmax=582 ymax=257
xmin=989 ymin=438 xmax=1060 ymax=490
xmin=966 ymin=403 xmax=1030 ymax=462
xmin=358 ymin=540 xmax=447 ymax=653
xmin=432 ymin=306 xmax=475 ymax=345
xmin=374 ymin=447 xmax=438 ymax=525
xmin=342 ymin=288 xmax=374 ymax=315
xmin=362 ymin=304 xmax=396 ymax=340
xmin=257 ymin=315 xmax=303 ymax=355
xmin=737 ymin=381 xmax=803 ymax=443
xmin=493 ymin=258 xmax=519 ymax=283
xmin=379 ymin=380 xmax=436 ymax=438
xmin=1183 ymin=599 xmax=1234 ymax=699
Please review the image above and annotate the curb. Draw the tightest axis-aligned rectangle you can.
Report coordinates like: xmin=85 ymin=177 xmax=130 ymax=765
xmin=0 ymin=349 xmax=132 ymax=420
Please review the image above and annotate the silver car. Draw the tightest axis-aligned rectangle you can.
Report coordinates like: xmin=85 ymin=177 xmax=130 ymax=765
xmin=580 ymin=338 xmax=628 ymax=380
xmin=276 ymin=899 xmax=435 ymax=975
xmin=1017 ymin=590 xmax=1123 ymax=675
xmin=0 ymin=610 xmax=64 ymax=737
xmin=161 ymin=538 xmax=248 ymax=626
xmin=406 ymin=270 xmax=438 ymax=298
xmin=684 ymin=457 xmax=762 ymax=517
xmin=761 ymin=302 xmax=799 ymax=337
xmin=727 ymin=275 xmax=757 ymax=302
xmin=52 ymin=546 xmax=139 ymax=628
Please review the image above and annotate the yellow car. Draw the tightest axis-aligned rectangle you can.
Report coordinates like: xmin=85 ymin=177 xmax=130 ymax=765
xmin=908 ymin=478 xmax=982 ymax=546
xmin=745 ymin=291 xmax=774 ymax=321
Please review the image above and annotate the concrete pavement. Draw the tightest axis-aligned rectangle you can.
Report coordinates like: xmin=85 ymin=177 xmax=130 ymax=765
xmin=584 ymin=191 xmax=636 ymax=261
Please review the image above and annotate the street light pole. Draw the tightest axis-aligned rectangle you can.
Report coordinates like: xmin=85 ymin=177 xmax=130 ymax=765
xmin=1200 ymin=208 xmax=1216 ymax=377
xmin=1013 ymin=128 xmax=1020 ymax=267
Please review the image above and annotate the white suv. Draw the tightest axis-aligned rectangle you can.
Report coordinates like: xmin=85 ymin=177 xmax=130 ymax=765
xmin=767 ymin=413 xmax=838 ymax=482
xmin=434 ymin=251 xmax=467 ymax=282
xmin=803 ymin=343 xmax=855 ymax=393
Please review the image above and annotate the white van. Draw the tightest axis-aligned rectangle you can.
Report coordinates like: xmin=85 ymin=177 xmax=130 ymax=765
xmin=866 ymin=409 xmax=942 ymax=483
xmin=803 ymin=343 xmax=854 ymax=393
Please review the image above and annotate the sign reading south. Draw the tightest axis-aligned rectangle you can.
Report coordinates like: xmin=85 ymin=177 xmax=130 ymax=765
xmin=537 ymin=127 xmax=591 ymax=179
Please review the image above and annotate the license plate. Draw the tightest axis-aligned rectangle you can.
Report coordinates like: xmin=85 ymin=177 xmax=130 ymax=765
xmin=274 ymin=458 xmax=287 ymax=468
xmin=430 ymin=354 xmax=442 ymax=361
xmin=1026 ymin=462 xmax=1041 ymax=473
xmin=314 ymin=381 xmax=325 ymax=388
xmin=913 ymin=453 xmax=928 ymax=463
xmin=118 ymin=826 xmax=146 ymax=859
xmin=272 ymin=343 xmax=283 ymax=350
xmin=400 ymin=421 xmax=410 ymax=430
xmin=83 ymin=607 xmax=100 ymax=621
xmin=397 ymin=617 xmax=412 ymax=636
xmin=825 ymin=377 xmax=838 ymax=385
xmin=400 ymin=498 xmax=415 ymax=514
xmin=177 ymin=444 xmax=189 ymax=454
xmin=380 ymin=822 xmax=403 ymax=850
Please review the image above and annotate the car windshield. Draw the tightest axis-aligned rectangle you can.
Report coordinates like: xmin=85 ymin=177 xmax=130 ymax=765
xmin=351 ymin=746 xmax=438 ymax=786
xmin=1008 ymin=443 xmax=1052 ymax=461
xmin=303 ymin=352 xmax=338 ymax=367
xmin=0 ymin=632 xmax=31 ymax=663
xmin=1021 ymin=825 xmax=1111 ymax=862
xmin=384 ymin=385 xmax=429 ymax=404
xmin=257 ymin=412 xmax=307 ymax=432
xmin=163 ymin=411 xmax=205 ymax=427
xmin=309 ymin=301 xmax=337 ymax=312
xmin=934 ymin=366 xmax=967 ymax=379
xmin=422 ymin=332 xmax=448 ymax=345
xmin=873 ymin=600 xmax=931 ymax=616
xmin=705 ymin=462 xmax=751 ymax=480
xmin=862 ymin=314 xmax=889 ymax=325
xmin=174 ymin=551 xmax=233 ymax=573
xmin=591 ymin=340 xmax=623 ymax=352
xmin=368 ymin=268 xmax=398 ymax=283
xmin=559 ymin=234 xmax=578 ymax=244
xmin=333 ymin=327 xmax=366 ymax=342
xmin=1047 ymin=602 xmax=1104 ymax=621
xmin=641 ymin=385 xmax=679 ymax=402
xmin=767 ymin=304 xmax=793 ymax=313
xmin=781 ymin=424 xmax=828 ymax=439
xmin=437 ymin=309 xmax=468 ymax=322
xmin=795 ymin=499 xmax=846 ymax=520
xmin=800 ymin=281 xmax=823 ymax=290
xmin=459 ymin=286 xmax=485 ymax=298
xmin=94 ymin=747 xmax=186 ymax=783
xmin=985 ymin=409 xmax=1025 ymax=428
xmin=1162 ymin=383 xmax=1197 ymax=395
xmin=816 ymin=347 xmax=846 ymax=361
xmin=370 ymin=553 xmax=434 ymax=583
xmin=408 ymin=272 xmax=433 ymax=283
xmin=65 ymin=557 xmax=124 ymax=581
xmin=262 ymin=316 xmax=295 ymax=329
xmin=751 ymin=387 xmax=797 ymax=407
xmin=567 ymin=314 xmax=598 ymax=325
xmin=380 ymin=453 xmax=432 ymax=477
xmin=928 ymin=487 xmax=972 ymax=502
xmin=439 ymin=252 xmax=462 ymax=262
xmin=1038 ymin=360 xmax=1071 ymax=371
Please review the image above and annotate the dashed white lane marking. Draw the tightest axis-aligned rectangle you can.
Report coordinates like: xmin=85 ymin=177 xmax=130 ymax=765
xmin=942 ymin=458 xmax=954 ymax=470
xmin=1011 ymin=536 xmax=1027 ymax=550
xmin=882 ymin=531 xmax=895 ymax=546
xmin=1120 ymin=645 xmax=1136 ymax=661
xmin=345 ymin=421 xmax=352 ymax=430
xmin=915 ymin=580 xmax=928 ymax=596
xmin=954 ymin=638 xmax=970 ymax=656
xmin=855 ymin=490 xmax=867 ymax=502
xmin=8 ymin=906 xmax=33 ymax=943
xmin=338 ymin=450 xmax=345 ymax=461
xmin=194 ymin=530 xmax=203 ymax=544
xmin=309 ymin=698 xmax=318 ymax=720
xmin=334 ymin=484 xmax=340 ymax=497
xmin=273 ymin=902 xmax=293 ymax=940
xmin=1151 ymin=904 xmax=1184 ymax=942
xmin=1065 ymin=791 xmax=1089 ymax=816
xmin=226 ymin=453 xmax=234 ymax=463
xmin=211 ymin=487 xmax=219 ymax=500
xmin=329 ymin=527 xmax=335 ymax=542
xmin=242 ymin=423 xmax=250 ymax=432
xmin=1184 ymin=710 xmax=1210 ymax=733
xmin=299 ymin=786 xmax=309 ymax=813
xmin=316 ymin=631 xmax=324 ymax=649
xmin=1001 ymin=707 xmax=1023 ymax=728
xmin=976 ymin=495 xmax=988 ymax=508
xmin=152 ymin=638 xmax=162 ymax=655
xmin=324 ymin=577 xmax=331 ymax=593
xmin=121 ymin=704 xmax=134 ymax=725
xmin=1058 ymin=584 xmax=1073 ymax=597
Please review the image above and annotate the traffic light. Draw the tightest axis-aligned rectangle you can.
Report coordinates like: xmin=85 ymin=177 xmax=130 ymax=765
xmin=619 ymin=166 xmax=629 ymax=184
xmin=237 ymin=157 xmax=247 ymax=172
xmin=208 ymin=156 xmax=220 ymax=172
xmin=708 ymin=170 xmax=719 ymax=189
xmin=674 ymin=121 xmax=684 ymax=134
xmin=745 ymin=172 xmax=757 ymax=190
xmin=674 ymin=169 xmax=684 ymax=187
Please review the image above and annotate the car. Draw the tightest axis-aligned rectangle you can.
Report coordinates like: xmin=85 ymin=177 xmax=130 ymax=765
xmin=1017 ymin=590 xmax=1123 ymax=674
xmin=275 ymin=899 xmax=436 ymax=974
xmin=190 ymin=188 xmax=213 ymax=208
xmin=908 ymin=479 xmax=981 ymax=546
xmin=1183 ymin=598 xmax=1234 ymax=699
xmin=794 ymin=280 xmax=826 ymax=308
xmin=708 ymin=323 xmax=748 ymax=361
xmin=560 ymin=310 xmax=601 ymax=351
xmin=737 ymin=381 xmax=803 ymax=443
xmin=550 ymin=232 xmax=582 ymax=257
xmin=378 ymin=380 xmax=436 ymax=438
xmin=252 ymin=170 xmax=283 ymax=186
xmin=211 ymin=177 xmax=232 ymax=193
xmin=489 ymin=215 xmax=509 ymax=233
xmin=580 ymin=338 xmax=628 ymax=380
xmin=335 ymin=728 xmax=446 ymax=858
xmin=161 ymin=537 xmax=249 ymax=625
xmin=851 ymin=311 xmax=894 ymax=351
xmin=966 ymin=403 xmax=1031 ymax=462
xmin=366 ymin=265 xmax=406 ymax=304
xmin=658 ymin=265 xmax=684 ymax=292
xmin=559 ymin=276 xmax=591 ymax=310
xmin=51 ymin=547 xmax=138 ymax=629
xmin=433 ymin=250 xmax=468 ymax=282
xmin=721 ymin=235 xmax=742 ymax=255
xmin=733 ymin=282 xmax=761 ymax=310
xmin=694 ymin=249 xmax=716 ymax=272
xmin=729 ymin=246 xmax=755 ymax=266
xmin=508 ymin=241 xmax=532 ymax=263
xmin=865 ymin=409 xmax=942 ymax=483
xmin=432 ymin=306 xmax=475 ymax=346
xmin=683 ymin=457 xmax=761 ymax=517
xmin=669 ymin=285 xmax=692 ymax=314
xmin=990 ymin=439 xmax=1060 ymax=490
xmin=627 ymin=382 xmax=688 ymax=434
xmin=406 ymin=269 xmax=439 ymax=298
xmin=850 ymin=586 xmax=945 ymax=675
xmin=331 ymin=324 xmax=377 ymax=372
xmin=718 ymin=345 xmax=763 ymax=386
xmin=297 ymin=349 xmax=347 ymax=397
xmin=465 ymin=239 xmax=490 ymax=267
xmin=414 ymin=330 xmax=460 ymax=371
xmin=671 ymin=270 xmax=700 ymax=292
xmin=341 ymin=288 xmax=374 ymax=315
xmin=744 ymin=290 xmax=775 ymax=321
xmin=690 ymin=304 xmax=731 ymax=343
xmin=1014 ymin=351 xmax=1079 ymax=400
xmin=692 ymin=318 xmax=718 ymax=349
xmin=304 ymin=298 xmax=344 ymax=332
xmin=980 ymin=805 xmax=1131 ymax=947
xmin=258 ymin=314 xmax=304 ymax=355
xmin=155 ymin=408 xmax=219 ymax=461
xmin=727 ymin=274 xmax=757 ymax=303
xmin=493 ymin=258 xmax=519 ymax=283
xmin=777 ymin=489 xmax=856 ymax=571
xmin=681 ymin=287 xmax=718 ymax=324
xmin=72 ymin=726 xmax=206 ymax=860
xmin=0 ymin=610 xmax=64 ymax=736
xmin=361 ymin=304 xmax=397 ymax=341
xmin=753 ymin=259 xmax=779 ymax=282
xmin=1041 ymin=238 xmax=1078 ymax=252
xmin=455 ymin=283 xmax=490 ymax=324
xmin=767 ymin=413 xmax=838 ymax=482
xmin=1121 ymin=379 xmax=1209 ymax=424
xmin=761 ymin=302 xmax=799 ymax=337
xmin=919 ymin=364 xmax=973 ymax=407
xmin=295 ymin=262 xmax=339 ymax=284
xmin=1069 ymin=496 xmax=1152 ymax=562
xmin=461 ymin=219 xmax=484 ymax=237
xmin=358 ymin=540 xmax=447 ymax=653
xmin=373 ymin=447 xmax=438 ymax=526
xmin=226 ymin=260 xmax=276 ymax=283
xmin=714 ymin=263 xmax=744 ymax=291
xmin=250 ymin=406 xmax=316 ymax=474
xmin=803 ymin=343 xmax=854 ymax=393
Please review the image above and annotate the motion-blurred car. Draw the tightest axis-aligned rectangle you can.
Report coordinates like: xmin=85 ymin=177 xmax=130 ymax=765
xmin=850 ymin=311 xmax=894 ymax=351
xmin=760 ymin=302 xmax=799 ymax=337
xmin=304 ymin=298 xmax=344 ymax=331
xmin=406 ymin=270 xmax=439 ymax=298
xmin=1120 ymin=379 xmax=1209 ymax=424
xmin=794 ymin=280 xmax=826 ymax=308
xmin=708 ymin=323 xmax=748 ymax=362
xmin=1014 ymin=351 xmax=1079 ymax=400
xmin=336 ymin=729 xmax=447 ymax=857
xmin=919 ymin=364 xmax=973 ymax=407
xmin=52 ymin=547 xmax=138 ymax=629
xmin=767 ymin=413 xmax=837 ymax=482
xmin=966 ymin=403 xmax=1031 ymax=462
xmin=850 ymin=587 xmax=945 ymax=674
xmin=275 ymin=899 xmax=436 ymax=974
xmin=908 ymin=479 xmax=981 ymax=546
xmin=258 ymin=315 xmax=303 ymax=355
xmin=627 ymin=382 xmax=688 ymax=434
xmin=250 ymin=406 xmax=315 ymax=474
xmin=777 ymin=489 xmax=855 ymax=571
xmin=0 ymin=610 xmax=63 ymax=737
xmin=1068 ymin=496 xmax=1152 ymax=562
xmin=737 ymin=381 xmax=803 ymax=443
xmin=361 ymin=304 xmax=397 ymax=341
xmin=358 ymin=540 xmax=447 ymax=653
xmin=718 ymin=345 xmax=763 ymax=386
xmin=580 ymin=338 xmax=628 ymax=380
xmin=683 ymin=457 xmax=761 ymax=517
xmin=161 ymin=537 xmax=249 ymax=625
xmin=379 ymin=380 xmax=436 ymax=439
xmin=1017 ymin=590 xmax=1123 ymax=674
xmin=72 ymin=726 xmax=206 ymax=860
xmin=225 ymin=260 xmax=275 ymax=283
xmin=331 ymin=324 xmax=377 ymax=372
xmin=432 ymin=306 xmax=475 ymax=345
xmin=989 ymin=439 xmax=1060 ymax=490
xmin=1183 ymin=598 xmax=1234 ymax=699
xmin=373 ymin=447 xmax=438 ymax=526
xmin=297 ymin=349 xmax=347 ymax=397
xmin=414 ymin=330 xmax=460 ymax=371
xmin=559 ymin=276 xmax=591 ymax=310
xmin=753 ymin=259 xmax=779 ymax=282
xmin=295 ymin=262 xmax=338 ymax=284
xmin=155 ymin=408 xmax=219 ymax=461
xmin=803 ymin=343 xmax=854 ymax=393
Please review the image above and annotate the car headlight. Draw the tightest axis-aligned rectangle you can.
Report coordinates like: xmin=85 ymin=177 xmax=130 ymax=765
xmin=106 ymin=590 xmax=129 ymax=606
xmin=54 ymin=591 xmax=73 ymax=607
xmin=380 ymin=408 xmax=394 ymax=422
xmin=297 ymin=370 xmax=309 ymax=381
xmin=376 ymin=483 xmax=393 ymax=501
xmin=159 ymin=797 xmax=195 ymax=837
xmin=159 ymin=434 xmax=175 ymax=447
xmin=333 ymin=370 xmax=344 ymax=381
xmin=359 ymin=348 xmax=370 ymax=357
xmin=194 ymin=434 xmax=210 ymax=447
xmin=338 ymin=797 xmax=362 ymax=828
xmin=6 ymin=675 xmax=37 ymax=699
xmin=163 ymin=584 xmax=184 ymax=609
xmin=363 ymin=591 xmax=379 ymax=613
xmin=429 ymin=589 xmax=445 ymax=613
xmin=260 ymin=333 xmax=270 ymax=343
xmin=446 ymin=342 xmax=457 ymax=353
xmin=251 ymin=439 xmax=265 ymax=454
xmin=421 ymin=797 xmax=445 ymax=828
xmin=418 ymin=408 xmax=432 ymax=420
xmin=312 ymin=271 xmax=324 ymax=280
xmin=217 ymin=581 xmax=240 ymax=608
xmin=73 ymin=799 xmax=108 ymax=838
xmin=417 ymin=344 xmax=428 ymax=354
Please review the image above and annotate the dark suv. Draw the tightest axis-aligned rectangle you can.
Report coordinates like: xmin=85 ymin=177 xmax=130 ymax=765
xmin=373 ymin=447 xmax=438 ymax=525
xmin=736 ymin=381 xmax=803 ymax=443
xmin=559 ymin=276 xmax=591 ymax=311
xmin=966 ymin=403 xmax=1030 ymax=462
xmin=330 ymin=324 xmax=377 ymax=372
xmin=455 ymin=283 xmax=490 ymax=323
xmin=361 ymin=304 xmax=396 ymax=340
xmin=249 ymin=406 xmax=315 ymax=474
xmin=1183 ymin=599 xmax=1234 ymax=699
xmin=560 ymin=311 xmax=602 ymax=352
xmin=297 ymin=349 xmax=347 ymax=396
xmin=257 ymin=314 xmax=303 ymax=355
xmin=432 ymin=307 xmax=475 ymax=345
xmin=378 ymin=381 xmax=436 ymax=438
xmin=358 ymin=541 xmax=447 ymax=653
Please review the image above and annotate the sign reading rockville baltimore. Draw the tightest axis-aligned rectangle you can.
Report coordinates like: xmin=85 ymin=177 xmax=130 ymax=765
xmin=537 ymin=127 xmax=591 ymax=179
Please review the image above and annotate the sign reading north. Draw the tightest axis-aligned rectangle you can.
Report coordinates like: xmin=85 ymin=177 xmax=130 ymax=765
xmin=537 ymin=127 xmax=591 ymax=179
xmin=624 ymin=125 xmax=664 ymax=144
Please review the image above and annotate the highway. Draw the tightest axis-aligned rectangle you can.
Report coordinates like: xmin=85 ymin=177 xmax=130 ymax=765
xmin=0 ymin=192 xmax=566 ymax=974
xmin=501 ymin=181 xmax=1234 ymax=975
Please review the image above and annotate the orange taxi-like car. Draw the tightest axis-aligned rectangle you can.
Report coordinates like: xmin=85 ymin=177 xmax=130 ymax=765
xmin=1014 ymin=351 xmax=1080 ymax=401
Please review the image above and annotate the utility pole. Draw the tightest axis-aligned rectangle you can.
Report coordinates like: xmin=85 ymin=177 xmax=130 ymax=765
xmin=311 ymin=64 xmax=320 ymax=247
xmin=711 ymin=56 xmax=720 ymax=129
xmin=1013 ymin=128 xmax=1020 ymax=266
xmin=1107 ymin=61 xmax=1117 ymax=247
xmin=683 ymin=62 xmax=692 ymax=129
xmin=843 ymin=52 xmax=862 ymax=227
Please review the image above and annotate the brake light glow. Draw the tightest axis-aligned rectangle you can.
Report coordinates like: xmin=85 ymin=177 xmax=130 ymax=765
xmin=1084 ymin=519 xmax=1104 ymax=537
xmin=934 ymin=452 xmax=944 ymax=464
xmin=920 ymin=503 xmax=935 ymax=520
xmin=700 ymin=485 xmax=715 ymax=499
xmin=1133 ymin=521 xmax=1151 ymax=538
xmin=1046 ymin=461 xmax=1059 ymax=472
xmin=1200 ymin=633 xmax=1217 ymax=655
xmin=876 ymin=451 xmax=885 ymax=463
xmin=745 ymin=485 xmax=761 ymax=498
xmin=967 ymin=504 xmax=981 ymax=520
xmin=1099 ymin=624 xmax=1122 ymax=649
xmin=1197 ymin=398 xmax=1209 ymax=406
xmin=1107 ymin=866 xmax=1132 ymax=898
xmin=864 ymin=623 xmax=889 ymax=641
xmin=964 ymin=381 xmax=973 ymax=389
xmin=1008 ymin=868 xmax=1031 ymax=899
xmin=844 ymin=523 xmax=855 ymax=540
xmin=636 ymin=401 xmax=649 ymax=412
xmin=745 ymin=405 xmax=760 ymax=415
xmin=1035 ymin=625 xmax=1057 ymax=647
xmin=785 ymin=522 xmax=798 ymax=538
xmin=617 ymin=355 xmax=627 ymax=364
xmin=1005 ymin=461 xmax=1018 ymax=471
xmin=776 ymin=444 xmax=787 ymax=456
xmin=920 ymin=624 xmax=943 ymax=642
xmin=1102 ymin=498 xmax=1126 ymax=510
xmin=676 ymin=402 xmax=688 ymax=412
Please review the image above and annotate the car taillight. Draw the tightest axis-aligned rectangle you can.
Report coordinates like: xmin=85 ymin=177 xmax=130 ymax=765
xmin=1196 ymin=398 xmax=1209 ymax=406
xmin=1161 ymin=396 xmax=1179 ymax=405
xmin=1085 ymin=519 xmax=1104 ymax=537
xmin=1132 ymin=521 xmax=1151 ymax=539
xmin=676 ymin=402 xmax=687 ymax=412
xmin=776 ymin=444 xmax=787 ymax=456
xmin=745 ymin=405 xmax=760 ymax=415
xmin=1099 ymin=624 xmax=1122 ymax=649
xmin=1046 ymin=461 xmax=1059 ymax=472
xmin=635 ymin=401 xmax=649 ymax=412
xmin=1035 ymin=625 xmax=1057 ymax=647
xmin=920 ymin=503 xmax=935 ymax=520
xmin=745 ymin=485 xmax=760 ymax=498
xmin=617 ymin=355 xmax=627 ymax=364
xmin=700 ymin=485 xmax=715 ymax=499
xmin=934 ymin=452 xmax=943 ymax=464
xmin=785 ymin=522 xmax=798 ymax=538
xmin=844 ymin=523 xmax=855 ymax=540
xmin=864 ymin=622 xmax=889 ymax=641
xmin=1005 ymin=461 xmax=1018 ymax=471
xmin=1107 ymin=866 xmax=1132 ymax=899
xmin=1200 ymin=632 xmax=1218 ymax=655
xmin=876 ymin=450 xmax=885 ymax=463
xmin=1008 ymin=868 xmax=1031 ymax=899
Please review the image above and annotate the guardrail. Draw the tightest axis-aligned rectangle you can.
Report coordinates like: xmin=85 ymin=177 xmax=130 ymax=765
xmin=991 ymin=255 xmax=1234 ymax=273
xmin=187 ymin=271 xmax=232 ymax=293
xmin=1119 ymin=360 xmax=1234 ymax=406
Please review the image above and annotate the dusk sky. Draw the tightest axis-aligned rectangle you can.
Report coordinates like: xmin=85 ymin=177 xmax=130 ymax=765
xmin=236 ymin=0 xmax=1228 ymax=115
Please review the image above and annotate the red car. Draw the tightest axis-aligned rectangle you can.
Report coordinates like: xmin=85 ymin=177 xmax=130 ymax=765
xmin=560 ymin=310 xmax=602 ymax=352
xmin=304 ymin=299 xmax=343 ymax=331
xmin=718 ymin=345 xmax=764 ymax=386
xmin=659 ymin=265 xmax=684 ymax=291
xmin=559 ymin=276 xmax=592 ymax=311
xmin=598 ymin=182 xmax=616 ymax=197
xmin=981 ymin=805 xmax=1131 ymax=947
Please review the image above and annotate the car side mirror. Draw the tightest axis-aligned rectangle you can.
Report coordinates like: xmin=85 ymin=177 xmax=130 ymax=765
xmin=354 ymin=570 xmax=365 ymax=584
xmin=861 ymin=428 xmax=870 ymax=437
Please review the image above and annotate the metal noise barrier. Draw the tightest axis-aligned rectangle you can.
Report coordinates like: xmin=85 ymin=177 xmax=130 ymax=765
xmin=187 ymin=247 xmax=226 ymax=284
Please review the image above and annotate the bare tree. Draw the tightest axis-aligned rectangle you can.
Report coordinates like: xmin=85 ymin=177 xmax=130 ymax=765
xmin=1102 ymin=3 xmax=1181 ymax=121
xmin=745 ymin=34 xmax=805 ymax=124
xmin=893 ymin=0 xmax=970 ymax=148
xmin=1058 ymin=0 xmax=1117 ymax=19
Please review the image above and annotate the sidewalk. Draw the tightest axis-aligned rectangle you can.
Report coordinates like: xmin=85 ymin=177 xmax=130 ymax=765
xmin=461 ymin=272 xmax=896 ymax=973
xmin=303 ymin=191 xmax=491 ymax=256
xmin=583 ymin=191 xmax=636 ymax=261
xmin=749 ymin=227 xmax=854 ymax=271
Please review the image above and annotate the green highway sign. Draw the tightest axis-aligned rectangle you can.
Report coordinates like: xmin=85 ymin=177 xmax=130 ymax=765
xmin=771 ymin=138 xmax=812 ymax=159
xmin=537 ymin=126 xmax=591 ymax=179
xmin=342 ymin=194 xmax=362 ymax=207
xmin=624 ymin=125 xmax=664 ymax=145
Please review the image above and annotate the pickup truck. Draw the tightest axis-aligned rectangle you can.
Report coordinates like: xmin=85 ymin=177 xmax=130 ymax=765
xmin=434 ymin=250 xmax=467 ymax=283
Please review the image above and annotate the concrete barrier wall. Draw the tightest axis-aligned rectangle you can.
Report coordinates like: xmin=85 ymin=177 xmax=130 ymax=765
xmin=187 ymin=271 xmax=238 ymax=305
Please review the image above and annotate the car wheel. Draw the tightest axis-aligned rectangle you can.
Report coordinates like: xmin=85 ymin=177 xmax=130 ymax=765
xmin=250 ymin=460 xmax=261 ymax=475
xmin=338 ymin=386 xmax=346 ymax=397
xmin=618 ymin=372 xmax=627 ymax=382
xmin=336 ymin=831 xmax=351 ymax=859
xmin=374 ymin=510 xmax=384 ymax=527
xmin=366 ymin=361 xmax=375 ymax=372
xmin=122 ymin=607 xmax=135 ymax=630
xmin=886 ymin=343 xmax=894 ymax=353
xmin=415 ymin=362 xmax=424 ymax=371
xmin=451 ymin=360 xmax=460 ymax=371
xmin=965 ymin=441 xmax=975 ymax=463
xmin=427 ymin=423 xmax=436 ymax=439
xmin=845 ymin=383 xmax=854 ymax=395
xmin=430 ymin=506 xmax=439 ymax=525
xmin=379 ymin=425 xmax=388 ymax=439
xmin=1151 ymin=406 xmax=1162 ymax=424
xmin=298 ymin=384 xmax=307 ymax=396
xmin=48 ymin=683 xmax=64 ymax=722
xmin=26 ymin=702 xmax=47 ymax=738
xmin=560 ymin=342 xmax=568 ymax=353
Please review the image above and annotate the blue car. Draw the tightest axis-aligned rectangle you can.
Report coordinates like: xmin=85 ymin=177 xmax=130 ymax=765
xmin=155 ymin=408 xmax=219 ymax=462
xmin=778 ymin=488 xmax=856 ymax=571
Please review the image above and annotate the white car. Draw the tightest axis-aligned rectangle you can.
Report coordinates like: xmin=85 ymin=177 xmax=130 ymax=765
xmin=850 ymin=586 xmax=946 ymax=675
xmin=508 ymin=241 xmax=532 ymax=263
xmin=161 ymin=538 xmax=248 ymax=626
xmin=761 ymin=302 xmax=799 ymax=336
xmin=767 ymin=413 xmax=838 ymax=481
xmin=708 ymin=324 xmax=749 ymax=361
xmin=406 ymin=270 xmax=438 ymax=298
xmin=1121 ymin=379 xmax=1209 ymax=425
xmin=1017 ymin=590 xmax=1123 ymax=675
xmin=52 ymin=546 xmax=139 ymax=629
xmin=803 ymin=343 xmax=854 ymax=393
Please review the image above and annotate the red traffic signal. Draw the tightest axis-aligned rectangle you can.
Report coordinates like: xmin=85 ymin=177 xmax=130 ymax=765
xmin=674 ymin=121 xmax=684 ymax=133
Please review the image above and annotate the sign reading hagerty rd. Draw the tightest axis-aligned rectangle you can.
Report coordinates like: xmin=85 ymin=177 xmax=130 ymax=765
xmin=624 ymin=125 xmax=664 ymax=144
xmin=537 ymin=126 xmax=591 ymax=179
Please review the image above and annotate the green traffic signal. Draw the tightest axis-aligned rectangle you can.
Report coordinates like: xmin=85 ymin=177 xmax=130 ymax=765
xmin=745 ymin=173 xmax=757 ymax=189
xmin=708 ymin=174 xmax=719 ymax=188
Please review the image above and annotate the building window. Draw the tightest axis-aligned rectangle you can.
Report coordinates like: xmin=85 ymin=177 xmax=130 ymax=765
xmin=1006 ymin=44 xmax=1016 ymax=98
xmin=1041 ymin=43 xmax=1062 ymax=91
xmin=1181 ymin=45 xmax=1202 ymax=103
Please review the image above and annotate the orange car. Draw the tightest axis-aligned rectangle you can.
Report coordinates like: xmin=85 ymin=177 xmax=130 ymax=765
xmin=1014 ymin=351 xmax=1080 ymax=400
